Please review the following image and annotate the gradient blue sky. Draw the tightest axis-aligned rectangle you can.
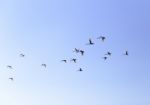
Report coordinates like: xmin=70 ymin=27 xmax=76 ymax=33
xmin=0 ymin=0 xmax=150 ymax=105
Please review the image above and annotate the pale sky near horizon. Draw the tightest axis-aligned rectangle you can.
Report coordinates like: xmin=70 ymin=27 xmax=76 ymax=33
xmin=0 ymin=0 xmax=150 ymax=105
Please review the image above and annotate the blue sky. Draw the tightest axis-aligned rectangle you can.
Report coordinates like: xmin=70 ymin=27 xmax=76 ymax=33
xmin=0 ymin=0 xmax=150 ymax=105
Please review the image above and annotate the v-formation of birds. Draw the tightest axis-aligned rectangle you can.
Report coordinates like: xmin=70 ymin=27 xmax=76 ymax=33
xmin=7 ymin=36 xmax=129 ymax=81
xmin=61 ymin=36 xmax=129 ymax=72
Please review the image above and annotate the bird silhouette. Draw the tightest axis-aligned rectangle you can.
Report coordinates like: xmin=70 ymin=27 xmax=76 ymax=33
xmin=105 ymin=52 xmax=112 ymax=56
xmin=61 ymin=60 xmax=67 ymax=63
xmin=124 ymin=51 xmax=129 ymax=56
xmin=9 ymin=78 xmax=14 ymax=81
xmin=97 ymin=36 xmax=106 ymax=42
xmin=41 ymin=64 xmax=47 ymax=68
xmin=87 ymin=38 xmax=94 ymax=45
xmin=73 ymin=48 xmax=80 ymax=53
xmin=80 ymin=50 xmax=84 ymax=56
xmin=7 ymin=65 xmax=13 ymax=69
xmin=78 ymin=68 xmax=83 ymax=72
xmin=71 ymin=58 xmax=77 ymax=63
xmin=102 ymin=57 xmax=108 ymax=60
xmin=20 ymin=53 xmax=25 ymax=57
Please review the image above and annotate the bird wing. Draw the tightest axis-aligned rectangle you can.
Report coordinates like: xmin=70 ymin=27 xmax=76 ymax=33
xmin=89 ymin=39 xmax=92 ymax=43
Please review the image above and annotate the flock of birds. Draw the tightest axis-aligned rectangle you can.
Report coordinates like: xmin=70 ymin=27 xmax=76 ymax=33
xmin=7 ymin=53 xmax=47 ymax=81
xmin=6 ymin=36 xmax=129 ymax=81
xmin=61 ymin=36 xmax=129 ymax=72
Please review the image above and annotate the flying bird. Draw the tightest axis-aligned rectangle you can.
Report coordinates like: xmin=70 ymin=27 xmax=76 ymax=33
xmin=9 ymin=78 xmax=14 ymax=81
xmin=41 ymin=64 xmax=47 ymax=68
xmin=97 ymin=36 xmax=106 ymax=42
xmin=105 ymin=52 xmax=112 ymax=56
xmin=20 ymin=53 xmax=25 ymax=57
xmin=71 ymin=58 xmax=77 ymax=63
xmin=124 ymin=51 xmax=129 ymax=56
xmin=102 ymin=57 xmax=108 ymax=60
xmin=61 ymin=60 xmax=67 ymax=63
xmin=7 ymin=65 xmax=13 ymax=69
xmin=73 ymin=48 xmax=80 ymax=53
xmin=78 ymin=68 xmax=83 ymax=72
xmin=80 ymin=50 xmax=84 ymax=56
xmin=87 ymin=38 xmax=94 ymax=45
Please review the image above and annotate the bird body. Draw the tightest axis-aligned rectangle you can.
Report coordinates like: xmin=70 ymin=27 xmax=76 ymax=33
xmin=102 ymin=57 xmax=107 ymax=60
xmin=124 ymin=51 xmax=129 ymax=55
xmin=7 ymin=65 xmax=13 ymax=69
xmin=105 ymin=52 xmax=112 ymax=56
xmin=71 ymin=58 xmax=77 ymax=63
xmin=97 ymin=36 xmax=106 ymax=42
xmin=41 ymin=64 xmax=47 ymax=68
xmin=61 ymin=60 xmax=67 ymax=63
xmin=87 ymin=38 xmax=94 ymax=45
xmin=20 ymin=53 xmax=25 ymax=57
xmin=78 ymin=68 xmax=83 ymax=72
xmin=80 ymin=50 xmax=84 ymax=56
xmin=73 ymin=48 xmax=80 ymax=53
xmin=9 ymin=78 xmax=14 ymax=81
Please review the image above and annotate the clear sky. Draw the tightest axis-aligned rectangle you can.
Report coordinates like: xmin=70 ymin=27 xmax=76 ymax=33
xmin=0 ymin=0 xmax=150 ymax=105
